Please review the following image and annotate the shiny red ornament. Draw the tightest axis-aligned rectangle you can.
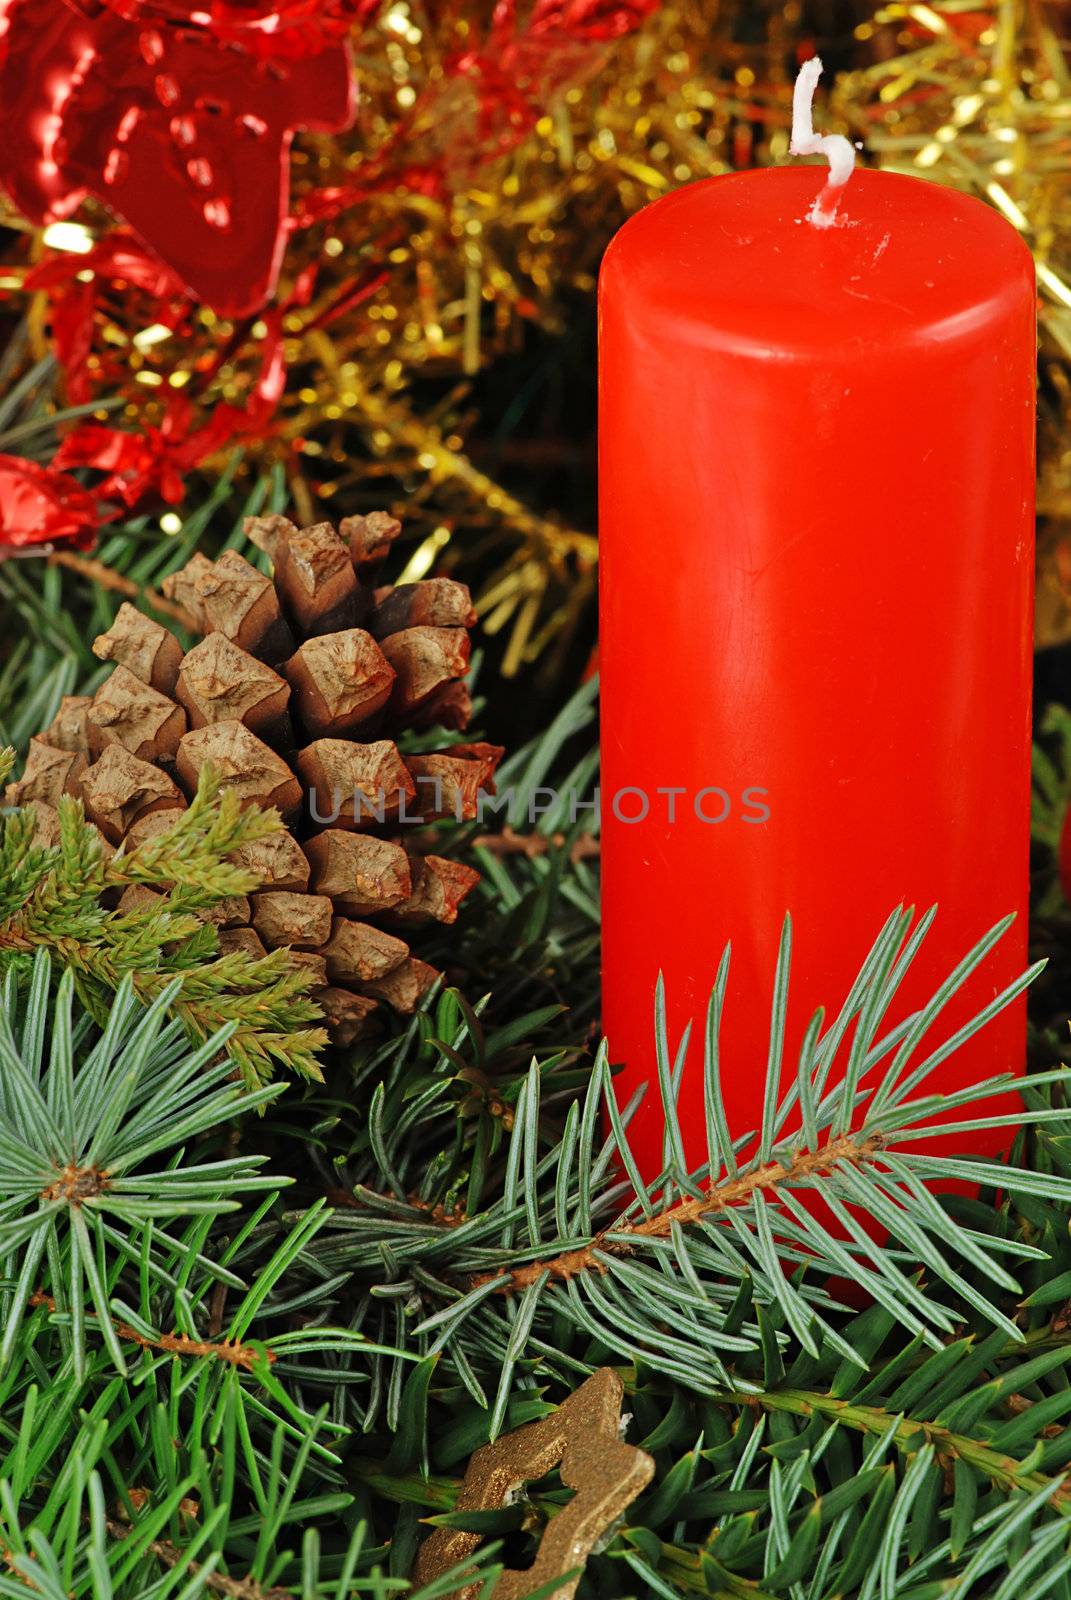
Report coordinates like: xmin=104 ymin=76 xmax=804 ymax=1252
xmin=0 ymin=0 xmax=357 ymax=314
xmin=54 ymin=416 xmax=190 ymax=508
xmin=526 ymin=0 xmax=661 ymax=42
xmin=0 ymin=453 xmax=99 ymax=554
xmin=53 ymin=358 xmax=281 ymax=508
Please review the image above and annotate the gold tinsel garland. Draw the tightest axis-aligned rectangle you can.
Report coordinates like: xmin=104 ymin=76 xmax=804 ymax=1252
xmin=832 ymin=0 xmax=1071 ymax=648
xmin=3 ymin=0 xmax=1071 ymax=663
xmin=0 ymin=0 xmax=803 ymax=672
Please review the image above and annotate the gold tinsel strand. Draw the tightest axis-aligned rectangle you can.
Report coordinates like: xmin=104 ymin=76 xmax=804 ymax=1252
xmin=831 ymin=0 xmax=1071 ymax=647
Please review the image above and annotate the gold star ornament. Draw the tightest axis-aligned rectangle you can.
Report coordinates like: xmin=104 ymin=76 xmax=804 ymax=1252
xmin=412 ymin=1367 xmax=654 ymax=1599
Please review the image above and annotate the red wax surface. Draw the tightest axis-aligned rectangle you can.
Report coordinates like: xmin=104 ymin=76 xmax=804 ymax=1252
xmin=598 ymin=167 xmax=1036 ymax=1174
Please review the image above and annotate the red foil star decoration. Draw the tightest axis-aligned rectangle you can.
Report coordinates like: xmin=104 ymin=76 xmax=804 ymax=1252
xmin=0 ymin=454 xmax=99 ymax=554
xmin=41 ymin=254 xmax=320 ymax=511
xmin=0 ymin=0 xmax=358 ymax=314
xmin=445 ymin=0 xmax=659 ymax=156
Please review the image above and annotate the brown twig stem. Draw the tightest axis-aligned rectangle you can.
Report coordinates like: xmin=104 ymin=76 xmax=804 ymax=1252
xmin=29 ymin=1292 xmax=272 ymax=1371
xmin=47 ymin=550 xmax=198 ymax=630
xmin=471 ymin=825 xmax=600 ymax=863
xmin=481 ymin=1132 xmax=882 ymax=1293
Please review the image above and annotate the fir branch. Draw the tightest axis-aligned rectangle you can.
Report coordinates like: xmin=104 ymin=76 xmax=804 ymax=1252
xmin=104 ymin=777 xmax=279 ymax=902
xmin=727 ymin=1383 xmax=1071 ymax=1506
xmin=485 ymin=1130 xmax=884 ymax=1292
xmin=102 ymin=1523 xmax=293 ymax=1600
xmin=309 ymin=907 xmax=1064 ymax=1433
xmin=0 ymin=952 xmax=282 ymax=1380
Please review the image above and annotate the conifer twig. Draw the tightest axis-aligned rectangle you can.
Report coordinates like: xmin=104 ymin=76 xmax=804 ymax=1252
xmin=28 ymin=1293 xmax=273 ymax=1371
xmin=103 ymin=1524 xmax=291 ymax=1600
xmin=46 ymin=550 xmax=198 ymax=630
xmin=471 ymin=825 xmax=600 ymax=862
xmin=481 ymin=1131 xmax=882 ymax=1292
xmin=731 ymin=1385 xmax=1071 ymax=1507
xmin=0 ymin=765 xmax=328 ymax=1084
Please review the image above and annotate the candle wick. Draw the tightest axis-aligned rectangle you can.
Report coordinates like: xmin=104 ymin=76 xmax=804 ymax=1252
xmin=789 ymin=56 xmax=855 ymax=228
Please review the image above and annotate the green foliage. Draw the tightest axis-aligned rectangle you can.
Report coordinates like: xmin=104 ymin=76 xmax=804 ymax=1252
xmin=0 ymin=765 xmax=327 ymax=1085
xmin=0 ymin=963 xmax=510 ymax=1599
xmin=365 ymin=1308 xmax=1071 ymax=1598
xmin=3 ymin=599 xmax=1071 ymax=1594
xmin=0 ymin=348 xmax=124 ymax=469
xmin=1032 ymin=701 xmax=1071 ymax=854
xmin=318 ymin=905 xmax=1071 ymax=1597
xmin=297 ymin=909 xmax=1058 ymax=1428
xmin=0 ymin=950 xmax=282 ymax=1379
xmin=266 ymin=888 xmax=1071 ymax=1598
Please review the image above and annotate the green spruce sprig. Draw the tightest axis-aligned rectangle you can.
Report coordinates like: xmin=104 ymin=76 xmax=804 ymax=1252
xmin=0 ymin=757 xmax=327 ymax=1086
xmin=0 ymin=950 xmax=284 ymax=1379
xmin=0 ymin=964 xmax=496 ymax=1598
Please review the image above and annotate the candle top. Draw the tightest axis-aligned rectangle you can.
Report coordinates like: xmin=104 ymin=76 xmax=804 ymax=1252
xmin=600 ymin=168 xmax=1034 ymax=357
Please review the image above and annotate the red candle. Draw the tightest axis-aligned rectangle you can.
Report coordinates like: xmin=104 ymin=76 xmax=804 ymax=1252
xmin=598 ymin=159 xmax=1036 ymax=1174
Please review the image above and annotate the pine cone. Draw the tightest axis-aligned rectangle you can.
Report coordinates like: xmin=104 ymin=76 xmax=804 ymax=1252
xmin=8 ymin=512 xmax=502 ymax=1044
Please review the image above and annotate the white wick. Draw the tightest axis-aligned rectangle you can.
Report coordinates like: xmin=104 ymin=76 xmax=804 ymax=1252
xmin=789 ymin=56 xmax=855 ymax=227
